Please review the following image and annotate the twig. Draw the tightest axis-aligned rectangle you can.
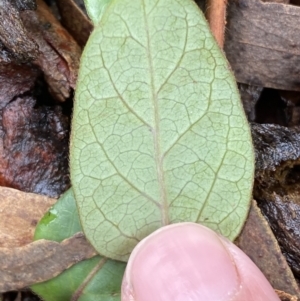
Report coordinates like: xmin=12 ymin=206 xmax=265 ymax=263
xmin=205 ymin=0 xmax=228 ymax=48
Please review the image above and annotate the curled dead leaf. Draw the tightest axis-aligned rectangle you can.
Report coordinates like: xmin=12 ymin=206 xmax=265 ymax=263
xmin=20 ymin=0 xmax=81 ymax=101
xmin=276 ymin=289 xmax=298 ymax=301
xmin=236 ymin=200 xmax=300 ymax=297
xmin=56 ymin=0 xmax=93 ymax=47
xmin=0 ymin=187 xmax=56 ymax=248
xmin=252 ymin=123 xmax=300 ymax=277
xmin=0 ymin=232 xmax=97 ymax=292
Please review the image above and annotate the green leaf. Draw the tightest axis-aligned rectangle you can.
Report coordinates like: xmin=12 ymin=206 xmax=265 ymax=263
xmin=31 ymin=189 xmax=126 ymax=301
xmin=34 ymin=189 xmax=81 ymax=242
xmin=70 ymin=0 xmax=254 ymax=262
xmin=84 ymin=0 xmax=112 ymax=24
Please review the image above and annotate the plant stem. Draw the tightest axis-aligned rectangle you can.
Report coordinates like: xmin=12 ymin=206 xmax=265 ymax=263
xmin=205 ymin=0 xmax=228 ymax=48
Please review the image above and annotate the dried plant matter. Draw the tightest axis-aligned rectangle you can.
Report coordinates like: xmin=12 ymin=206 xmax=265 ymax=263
xmin=236 ymin=200 xmax=300 ymax=297
xmin=225 ymin=0 xmax=300 ymax=91
xmin=56 ymin=0 xmax=93 ymax=47
xmin=0 ymin=96 xmax=70 ymax=197
xmin=205 ymin=0 xmax=227 ymax=48
xmin=20 ymin=0 xmax=81 ymax=101
xmin=0 ymin=233 xmax=97 ymax=292
xmin=0 ymin=187 xmax=56 ymax=248
xmin=0 ymin=63 xmax=40 ymax=104
xmin=276 ymin=290 xmax=298 ymax=301
xmin=252 ymin=123 xmax=300 ymax=277
xmin=0 ymin=0 xmax=39 ymax=63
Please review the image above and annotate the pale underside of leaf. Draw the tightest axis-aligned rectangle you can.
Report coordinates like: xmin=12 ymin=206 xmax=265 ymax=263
xmin=71 ymin=0 xmax=254 ymax=261
xmin=84 ymin=0 xmax=113 ymax=24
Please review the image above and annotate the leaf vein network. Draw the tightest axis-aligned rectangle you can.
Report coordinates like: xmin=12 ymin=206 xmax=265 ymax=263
xmin=89 ymin=122 xmax=160 ymax=208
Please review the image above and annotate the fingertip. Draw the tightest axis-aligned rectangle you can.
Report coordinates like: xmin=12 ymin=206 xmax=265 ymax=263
xmin=122 ymin=223 xmax=239 ymax=301
xmin=218 ymin=236 xmax=280 ymax=301
xmin=121 ymin=223 xmax=280 ymax=301
xmin=121 ymin=273 xmax=135 ymax=301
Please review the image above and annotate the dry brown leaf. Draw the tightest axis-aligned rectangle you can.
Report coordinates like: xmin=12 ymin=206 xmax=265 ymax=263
xmin=225 ymin=0 xmax=300 ymax=91
xmin=0 ymin=95 xmax=70 ymax=197
xmin=236 ymin=200 xmax=300 ymax=297
xmin=261 ymin=0 xmax=289 ymax=3
xmin=0 ymin=232 xmax=97 ymax=292
xmin=276 ymin=289 xmax=299 ymax=301
xmin=0 ymin=187 xmax=56 ymax=248
xmin=252 ymin=123 xmax=300 ymax=277
xmin=0 ymin=33 xmax=71 ymax=197
xmin=0 ymin=0 xmax=39 ymax=63
xmin=20 ymin=0 xmax=81 ymax=101
xmin=0 ymin=63 xmax=40 ymax=104
xmin=56 ymin=0 xmax=93 ymax=47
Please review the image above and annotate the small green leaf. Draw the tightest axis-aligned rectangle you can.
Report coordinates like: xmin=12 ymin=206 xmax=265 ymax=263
xmin=34 ymin=189 xmax=81 ymax=242
xmin=84 ymin=0 xmax=112 ymax=24
xmin=70 ymin=0 xmax=254 ymax=261
xmin=31 ymin=189 xmax=126 ymax=301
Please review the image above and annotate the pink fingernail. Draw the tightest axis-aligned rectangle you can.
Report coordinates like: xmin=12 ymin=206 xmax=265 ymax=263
xmin=122 ymin=223 xmax=241 ymax=301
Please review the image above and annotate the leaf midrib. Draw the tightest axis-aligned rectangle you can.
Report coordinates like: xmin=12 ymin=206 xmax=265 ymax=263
xmin=142 ymin=0 xmax=169 ymax=225
xmin=71 ymin=257 xmax=107 ymax=301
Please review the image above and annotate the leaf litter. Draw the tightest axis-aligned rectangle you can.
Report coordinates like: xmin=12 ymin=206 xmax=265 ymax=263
xmin=2 ymin=0 xmax=300 ymax=300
